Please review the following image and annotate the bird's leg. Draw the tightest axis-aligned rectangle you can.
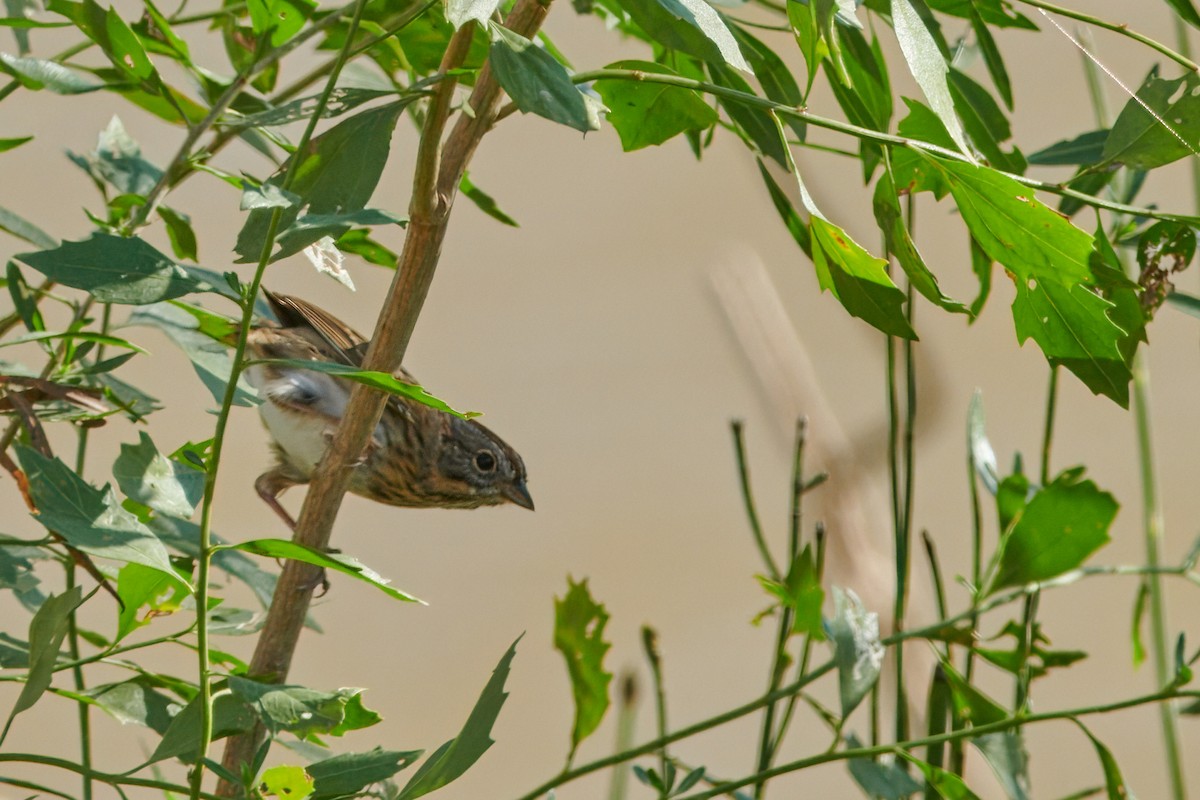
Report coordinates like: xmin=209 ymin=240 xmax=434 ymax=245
xmin=255 ymin=467 xmax=299 ymax=531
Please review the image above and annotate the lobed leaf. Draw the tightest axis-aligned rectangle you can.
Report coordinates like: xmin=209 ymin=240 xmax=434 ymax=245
xmin=554 ymin=577 xmax=613 ymax=757
xmin=308 ymin=747 xmax=423 ymax=800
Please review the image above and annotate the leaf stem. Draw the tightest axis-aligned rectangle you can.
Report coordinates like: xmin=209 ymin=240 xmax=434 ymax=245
xmin=568 ymin=69 xmax=1199 ymax=224
xmin=641 ymin=627 xmax=669 ymax=799
xmin=64 ymin=565 xmax=92 ymax=800
xmin=1012 ymin=0 xmax=1199 ymax=72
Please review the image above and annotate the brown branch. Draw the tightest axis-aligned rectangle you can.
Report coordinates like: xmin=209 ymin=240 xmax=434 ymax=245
xmin=215 ymin=1 xmax=553 ymax=789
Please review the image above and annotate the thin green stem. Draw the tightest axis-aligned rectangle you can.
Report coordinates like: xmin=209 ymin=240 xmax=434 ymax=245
xmin=64 ymin=566 xmax=92 ymax=800
xmin=1131 ymin=353 xmax=1188 ymax=800
xmin=568 ymin=69 xmax=1198 ymax=224
xmin=641 ymin=628 xmax=669 ymax=798
xmin=0 ymin=754 xmax=222 ymax=799
xmin=1014 ymin=592 xmax=1039 ymax=712
xmin=188 ymin=4 xmax=371 ymax=796
xmin=510 ymin=661 xmax=838 ymax=800
xmin=753 ymin=422 xmax=807 ymax=799
xmin=1040 ymin=366 xmax=1058 ymax=485
xmin=768 ymin=522 xmax=824 ymax=754
xmin=512 ymin=562 xmax=1200 ymax=800
xmin=730 ymin=421 xmax=781 ymax=581
xmin=1011 ymin=0 xmax=1199 ymax=72
xmin=675 ymin=689 xmax=1199 ymax=800
xmin=606 ymin=673 xmax=638 ymax=800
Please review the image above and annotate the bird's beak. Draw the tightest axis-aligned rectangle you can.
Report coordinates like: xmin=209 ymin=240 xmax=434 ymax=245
xmin=503 ymin=480 xmax=535 ymax=510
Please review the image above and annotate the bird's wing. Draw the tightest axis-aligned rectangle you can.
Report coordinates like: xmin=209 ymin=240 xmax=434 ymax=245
xmin=262 ymin=289 xmax=421 ymax=385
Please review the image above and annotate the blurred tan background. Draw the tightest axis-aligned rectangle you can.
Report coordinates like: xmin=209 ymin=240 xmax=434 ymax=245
xmin=2 ymin=0 xmax=1199 ymax=797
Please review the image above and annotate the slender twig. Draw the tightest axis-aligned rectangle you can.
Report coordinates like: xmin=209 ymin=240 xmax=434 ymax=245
xmin=566 ymin=69 xmax=1199 ymax=224
xmin=1011 ymin=0 xmax=1199 ymax=71
xmin=64 ymin=565 xmax=92 ymax=800
xmin=731 ymin=421 xmax=780 ymax=581
xmin=674 ymin=689 xmax=1200 ymax=800
xmin=511 ymin=562 xmax=1200 ymax=800
xmin=642 ymin=628 xmax=669 ymax=798
xmin=0 ymin=754 xmax=222 ymax=799
xmin=752 ymin=421 xmax=807 ymax=798
xmin=606 ymin=672 xmax=638 ymax=800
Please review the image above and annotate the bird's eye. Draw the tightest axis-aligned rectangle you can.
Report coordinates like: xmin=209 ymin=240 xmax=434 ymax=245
xmin=474 ymin=451 xmax=497 ymax=472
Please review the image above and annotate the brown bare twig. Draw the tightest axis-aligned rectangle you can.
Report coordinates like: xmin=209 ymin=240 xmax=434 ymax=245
xmin=215 ymin=0 xmax=555 ymax=788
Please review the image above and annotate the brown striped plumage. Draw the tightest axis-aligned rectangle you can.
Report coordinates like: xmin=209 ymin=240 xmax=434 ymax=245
xmin=245 ymin=290 xmax=533 ymax=529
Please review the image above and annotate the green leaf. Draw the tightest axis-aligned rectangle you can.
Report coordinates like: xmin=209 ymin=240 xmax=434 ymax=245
xmin=0 ymin=329 xmax=145 ymax=352
xmin=336 ymin=228 xmax=399 ymax=268
xmin=1164 ymin=0 xmax=1200 ymax=28
xmin=229 ymin=678 xmax=372 ymax=737
xmin=275 ymin=208 xmax=406 ymax=261
xmin=66 ymin=117 xmax=164 ymax=198
xmin=258 ymin=765 xmax=314 ymax=800
xmin=975 ymin=620 xmax=1086 ymax=679
xmin=899 ymin=752 xmax=982 ymax=799
xmin=150 ymin=515 xmax=282 ymax=610
xmin=460 ymin=172 xmax=520 ymax=227
xmin=892 ymin=0 xmax=970 ymax=156
xmin=158 ymin=206 xmax=197 ymax=261
xmin=252 ymin=359 xmax=478 ymax=420
xmin=1101 ymin=69 xmax=1200 ymax=170
xmin=1070 ymin=721 xmax=1129 ymax=800
xmin=1167 ymin=290 xmax=1200 ymax=319
xmin=446 ymin=0 xmax=502 ymax=28
xmin=489 ymin=26 xmax=601 ymax=133
xmin=615 ymin=0 xmax=750 ymax=72
xmin=707 ymin=61 xmax=787 ymax=166
xmin=829 ymin=587 xmax=883 ymax=718
xmin=0 ymin=586 xmax=85 ymax=744
xmin=398 ymin=636 xmax=521 ymax=799
xmin=113 ymin=431 xmax=205 ymax=518
xmin=825 ymin=26 xmax=892 ymax=134
xmin=988 ymin=469 xmax=1118 ymax=594
xmin=921 ymin=155 xmax=1131 ymax=404
xmin=811 ymin=215 xmax=916 ymax=339
xmin=222 ymin=88 xmax=400 ymax=133
xmin=873 ymin=161 xmax=968 ymax=315
xmin=594 ymin=60 xmax=716 ymax=150
xmin=554 ymin=577 xmax=613 ymax=758
xmin=940 ymin=659 xmax=1008 ymax=726
xmin=1027 ymin=130 xmax=1108 ymax=166
xmin=948 ymin=68 xmax=1024 ymax=173
xmin=757 ymin=159 xmax=812 ymax=257
xmin=846 ymin=733 xmax=922 ymax=799
xmin=223 ymin=539 xmax=422 ymax=603
xmin=83 ymin=676 xmax=177 ymax=733
xmin=1131 ymin=579 xmax=1150 ymax=669
xmin=0 ymin=53 xmax=101 ymax=93
xmin=126 ymin=302 xmax=257 ymax=408
xmin=969 ymin=4 xmax=1011 ymax=109
xmin=15 ymin=447 xmax=182 ymax=582
xmin=0 ymin=205 xmax=58 ymax=249
xmin=974 ymin=732 xmax=1030 ymax=800
xmin=246 ymin=0 xmax=315 ymax=46
xmin=16 ymin=233 xmax=206 ymax=305
xmin=308 ymin=748 xmax=423 ymax=800
xmin=146 ymin=691 xmax=256 ymax=764
xmin=114 ymin=562 xmax=187 ymax=643
xmin=731 ymin=23 xmax=805 ymax=137
xmin=235 ymin=101 xmax=411 ymax=263
xmin=758 ymin=545 xmax=825 ymax=638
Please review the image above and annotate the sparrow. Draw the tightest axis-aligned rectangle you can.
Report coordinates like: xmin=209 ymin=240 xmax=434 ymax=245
xmin=245 ymin=290 xmax=533 ymax=529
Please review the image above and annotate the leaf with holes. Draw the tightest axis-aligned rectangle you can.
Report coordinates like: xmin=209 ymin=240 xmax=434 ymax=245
xmin=554 ymin=577 xmax=612 ymax=759
xmin=1101 ymin=68 xmax=1200 ymax=170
